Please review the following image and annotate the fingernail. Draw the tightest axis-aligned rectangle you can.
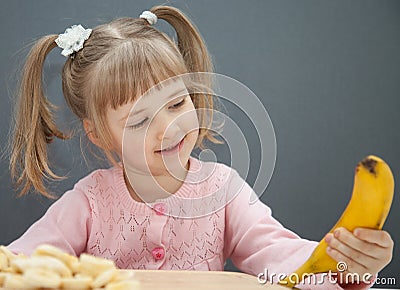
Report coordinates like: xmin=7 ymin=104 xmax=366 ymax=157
xmin=354 ymin=228 xmax=360 ymax=237
xmin=334 ymin=229 xmax=340 ymax=238
xmin=327 ymin=246 xmax=332 ymax=253
xmin=325 ymin=233 xmax=332 ymax=243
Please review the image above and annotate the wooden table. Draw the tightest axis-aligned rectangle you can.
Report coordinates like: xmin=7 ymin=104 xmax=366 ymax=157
xmin=129 ymin=270 xmax=287 ymax=290
xmin=0 ymin=270 xmax=289 ymax=289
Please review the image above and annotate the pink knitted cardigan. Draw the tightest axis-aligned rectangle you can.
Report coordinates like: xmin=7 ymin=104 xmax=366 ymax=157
xmin=8 ymin=157 xmax=372 ymax=289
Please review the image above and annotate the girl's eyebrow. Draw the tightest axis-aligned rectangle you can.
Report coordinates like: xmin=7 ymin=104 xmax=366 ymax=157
xmin=168 ymin=88 xmax=187 ymax=99
xmin=120 ymin=88 xmax=188 ymax=122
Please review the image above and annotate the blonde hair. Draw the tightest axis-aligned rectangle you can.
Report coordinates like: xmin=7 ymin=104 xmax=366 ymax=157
xmin=10 ymin=6 xmax=219 ymax=198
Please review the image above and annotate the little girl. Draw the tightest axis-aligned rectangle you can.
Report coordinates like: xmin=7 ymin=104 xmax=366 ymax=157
xmin=8 ymin=6 xmax=393 ymax=289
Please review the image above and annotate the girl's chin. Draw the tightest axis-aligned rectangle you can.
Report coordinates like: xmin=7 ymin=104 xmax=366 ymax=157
xmin=151 ymin=153 xmax=190 ymax=177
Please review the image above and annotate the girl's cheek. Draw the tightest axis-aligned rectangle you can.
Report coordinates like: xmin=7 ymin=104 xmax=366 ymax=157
xmin=182 ymin=110 xmax=199 ymax=133
xmin=122 ymin=131 xmax=146 ymax=156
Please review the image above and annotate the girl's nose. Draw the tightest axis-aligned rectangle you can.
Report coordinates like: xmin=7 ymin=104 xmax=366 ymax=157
xmin=155 ymin=113 xmax=180 ymax=142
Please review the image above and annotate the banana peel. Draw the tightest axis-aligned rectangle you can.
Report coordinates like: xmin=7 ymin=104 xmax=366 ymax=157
xmin=279 ymin=155 xmax=395 ymax=288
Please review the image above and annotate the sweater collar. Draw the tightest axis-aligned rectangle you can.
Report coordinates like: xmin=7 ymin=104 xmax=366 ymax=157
xmin=115 ymin=156 xmax=204 ymax=213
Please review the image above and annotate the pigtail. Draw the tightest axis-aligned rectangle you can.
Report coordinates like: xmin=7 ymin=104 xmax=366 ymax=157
xmin=151 ymin=6 xmax=213 ymax=74
xmin=10 ymin=35 xmax=70 ymax=198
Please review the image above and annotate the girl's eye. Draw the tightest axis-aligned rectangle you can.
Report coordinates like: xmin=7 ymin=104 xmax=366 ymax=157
xmin=170 ymin=98 xmax=186 ymax=109
xmin=128 ymin=117 xmax=148 ymax=130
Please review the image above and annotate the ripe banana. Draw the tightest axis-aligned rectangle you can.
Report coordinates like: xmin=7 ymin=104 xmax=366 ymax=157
xmin=279 ymin=155 xmax=395 ymax=288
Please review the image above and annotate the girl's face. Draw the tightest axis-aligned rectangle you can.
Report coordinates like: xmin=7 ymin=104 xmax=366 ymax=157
xmin=106 ymin=79 xmax=199 ymax=179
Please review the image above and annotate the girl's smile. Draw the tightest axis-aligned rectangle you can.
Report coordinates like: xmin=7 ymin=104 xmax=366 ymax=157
xmin=155 ymin=136 xmax=185 ymax=156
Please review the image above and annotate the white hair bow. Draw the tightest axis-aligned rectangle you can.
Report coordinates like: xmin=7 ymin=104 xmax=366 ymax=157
xmin=55 ymin=24 xmax=92 ymax=57
xmin=139 ymin=11 xmax=157 ymax=25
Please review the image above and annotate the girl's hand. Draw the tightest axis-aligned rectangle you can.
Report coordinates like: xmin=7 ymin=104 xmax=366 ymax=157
xmin=324 ymin=227 xmax=393 ymax=284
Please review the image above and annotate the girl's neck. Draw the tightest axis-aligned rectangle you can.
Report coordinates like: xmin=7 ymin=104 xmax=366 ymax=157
xmin=123 ymin=160 xmax=190 ymax=203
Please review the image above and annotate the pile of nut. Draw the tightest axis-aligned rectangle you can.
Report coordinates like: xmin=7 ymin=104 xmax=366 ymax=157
xmin=0 ymin=245 xmax=139 ymax=289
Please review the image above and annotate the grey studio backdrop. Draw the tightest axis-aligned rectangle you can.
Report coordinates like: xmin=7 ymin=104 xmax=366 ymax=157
xmin=1 ymin=0 xmax=399 ymax=288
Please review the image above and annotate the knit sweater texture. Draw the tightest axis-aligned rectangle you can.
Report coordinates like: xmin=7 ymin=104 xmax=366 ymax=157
xmin=8 ymin=157 xmax=371 ymax=289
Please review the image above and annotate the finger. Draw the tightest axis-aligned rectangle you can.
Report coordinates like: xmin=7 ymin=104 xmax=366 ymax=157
xmin=326 ymin=246 xmax=367 ymax=274
xmin=354 ymin=228 xmax=394 ymax=248
xmin=325 ymin=233 xmax=376 ymax=269
xmin=354 ymin=229 xmax=394 ymax=268
xmin=329 ymin=228 xmax=378 ymax=259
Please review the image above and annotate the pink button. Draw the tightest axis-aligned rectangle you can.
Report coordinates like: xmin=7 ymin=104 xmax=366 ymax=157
xmin=152 ymin=247 xmax=165 ymax=261
xmin=154 ymin=203 xmax=167 ymax=216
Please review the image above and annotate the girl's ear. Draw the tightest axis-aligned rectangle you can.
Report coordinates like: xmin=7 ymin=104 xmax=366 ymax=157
xmin=83 ymin=119 xmax=103 ymax=148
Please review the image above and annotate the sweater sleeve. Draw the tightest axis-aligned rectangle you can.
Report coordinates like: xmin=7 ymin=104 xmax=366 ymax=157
xmin=7 ymin=188 xmax=92 ymax=256
xmin=223 ymin=169 xmax=372 ymax=289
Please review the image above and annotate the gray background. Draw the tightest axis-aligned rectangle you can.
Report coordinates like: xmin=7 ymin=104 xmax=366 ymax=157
xmin=0 ymin=0 xmax=399 ymax=288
